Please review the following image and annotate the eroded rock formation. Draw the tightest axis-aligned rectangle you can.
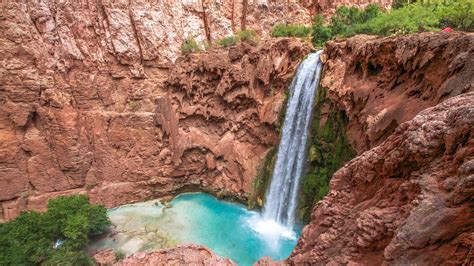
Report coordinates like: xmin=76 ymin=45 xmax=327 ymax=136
xmin=320 ymin=32 xmax=474 ymax=153
xmin=0 ymin=0 xmax=312 ymax=221
xmin=288 ymin=32 xmax=474 ymax=264
xmin=115 ymin=245 xmax=234 ymax=266
xmin=290 ymin=92 xmax=474 ymax=265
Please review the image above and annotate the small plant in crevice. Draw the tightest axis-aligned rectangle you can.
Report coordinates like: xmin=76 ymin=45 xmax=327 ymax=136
xmin=236 ymin=29 xmax=259 ymax=45
xmin=85 ymin=183 xmax=95 ymax=190
xmin=180 ymin=36 xmax=201 ymax=54
xmin=217 ymin=29 xmax=259 ymax=48
xmin=217 ymin=35 xmax=238 ymax=48
xmin=115 ymin=250 xmax=126 ymax=261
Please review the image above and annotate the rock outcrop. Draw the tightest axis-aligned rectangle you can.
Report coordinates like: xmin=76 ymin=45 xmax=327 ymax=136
xmin=320 ymin=32 xmax=474 ymax=153
xmin=0 ymin=0 xmax=312 ymax=221
xmin=290 ymin=92 xmax=474 ymax=265
xmin=289 ymin=32 xmax=474 ymax=264
xmin=115 ymin=245 xmax=234 ymax=266
xmin=297 ymin=31 xmax=473 ymax=221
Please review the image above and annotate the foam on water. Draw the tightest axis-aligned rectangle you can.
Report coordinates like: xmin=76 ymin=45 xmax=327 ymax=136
xmin=247 ymin=214 xmax=297 ymax=251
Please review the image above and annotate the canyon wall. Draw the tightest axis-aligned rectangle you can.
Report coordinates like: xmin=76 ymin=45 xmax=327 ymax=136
xmin=0 ymin=0 xmax=392 ymax=221
xmin=320 ymin=32 xmax=474 ymax=153
xmin=1 ymin=1 xmax=472 ymax=265
xmin=0 ymin=0 xmax=312 ymax=221
xmin=289 ymin=32 xmax=474 ymax=264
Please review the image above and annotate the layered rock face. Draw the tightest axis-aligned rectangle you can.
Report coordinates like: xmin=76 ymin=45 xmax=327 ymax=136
xmin=289 ymin=33 xmax=474 ymax=264
xmin=0 ymin=0 xmax=312 ymax=221
xmin=321 ymin=32 xmax=474 ymax=153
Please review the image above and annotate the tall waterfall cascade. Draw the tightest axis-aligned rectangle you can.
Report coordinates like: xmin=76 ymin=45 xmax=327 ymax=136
xmin=263 ymin=51 xmax=324 ymax=228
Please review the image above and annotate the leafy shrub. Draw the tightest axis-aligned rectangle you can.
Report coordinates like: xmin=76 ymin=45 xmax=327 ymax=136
xmin=217 ymin=30 xmax=259 ymax=48
xmin=392 ymin=0 xmax=415 ymax=9
xmin=436 ymin=0 xmax=473 ymax=31
xmin=271 ymin=23 xmax=311 ymax=37
xmin=0 ymin=195 xmax=110 ymax=265
xmin=329 ymin=4 xmax=381 ymax=37
xmin=217 ymin=36 xmax=238 ymax=48
xmin=354 ymin=3 xmax=440 ymax=35
xmin=312 ymin=15 xmax=332 ymax=47
xmin=236 ymin=29 xmax=259 ymax=45
xmin=180 ymin=36 xmax=201 ymax=54
xmin=43 ymin=248 xmax=95 ymax=266
xmin=311 ymin=1 xmax=472 ymax=47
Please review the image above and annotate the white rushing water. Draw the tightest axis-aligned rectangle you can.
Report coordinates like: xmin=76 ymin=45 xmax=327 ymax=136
xmin=262 ymin=51 xmax=324 ymax=228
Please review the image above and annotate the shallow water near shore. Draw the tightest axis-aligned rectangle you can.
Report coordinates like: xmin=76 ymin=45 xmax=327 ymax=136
xmin=89 ymin=193 xmax=300 ymax=265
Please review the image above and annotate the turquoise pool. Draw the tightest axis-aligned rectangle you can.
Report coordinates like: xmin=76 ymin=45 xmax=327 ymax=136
xmin=89 ymin=193 xmax=300 ymax=265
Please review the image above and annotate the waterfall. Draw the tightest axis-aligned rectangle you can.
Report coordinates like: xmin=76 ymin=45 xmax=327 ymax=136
xmin=262 ymin=51 xmax=324 ymax=228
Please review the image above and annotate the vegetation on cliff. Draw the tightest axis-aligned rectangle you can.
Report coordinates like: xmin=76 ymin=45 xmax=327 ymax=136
xmin=180 ymin=36 xmax=202 ymax=54
xmin=298 ymin=87 xmax=356 ymax=222
xmin=271 ymin=23 xmax=311 ymax=38
xmin=248 ymin=148 xmax=277 ymax=209
xmin=180 ymin=30 xmax=259 ymax=53
xmin=0 ymin=195 xmax=110 ymax=265
xmin=272 ymin=0 xmax=472 ymax=47
xmin=217 ymin=30 xmax=259 ymax=48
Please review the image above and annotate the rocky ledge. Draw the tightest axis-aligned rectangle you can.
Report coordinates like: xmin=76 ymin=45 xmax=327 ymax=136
xmin=290 ymin=82 xmax=473 ymax=263
xmin=320 ymin=32 xmax=473 ymax=153
xmin=93 ymin=245 xmax=234 ymax=266
xmin=286 ymin=32 xmax=474 ymax=265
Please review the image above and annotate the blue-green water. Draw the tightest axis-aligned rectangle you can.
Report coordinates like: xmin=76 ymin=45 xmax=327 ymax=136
xmin=89 ymin=193 xmax=300 ymax=265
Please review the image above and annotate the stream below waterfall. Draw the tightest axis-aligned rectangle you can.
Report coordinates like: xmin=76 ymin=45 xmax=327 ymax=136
xmin=88 ymin=193 xmax=300 ymax=265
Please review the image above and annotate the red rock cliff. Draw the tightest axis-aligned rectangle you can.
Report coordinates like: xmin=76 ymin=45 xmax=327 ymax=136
xmin=0 ymin=0 xmax=393 ymax=221
xmin=0 ymin=0 xmax=313 ymax=221
xmin=288 ymin=32 xmax=474 ymax=265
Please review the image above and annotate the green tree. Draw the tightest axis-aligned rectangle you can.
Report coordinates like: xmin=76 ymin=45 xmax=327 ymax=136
xmin=436 ymin=0 xmax=474 ymax=31
xmin=312 ymin=15 xmax=332 ymax=47
xmin=0 ymin=195 xmax=110 ymax=265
